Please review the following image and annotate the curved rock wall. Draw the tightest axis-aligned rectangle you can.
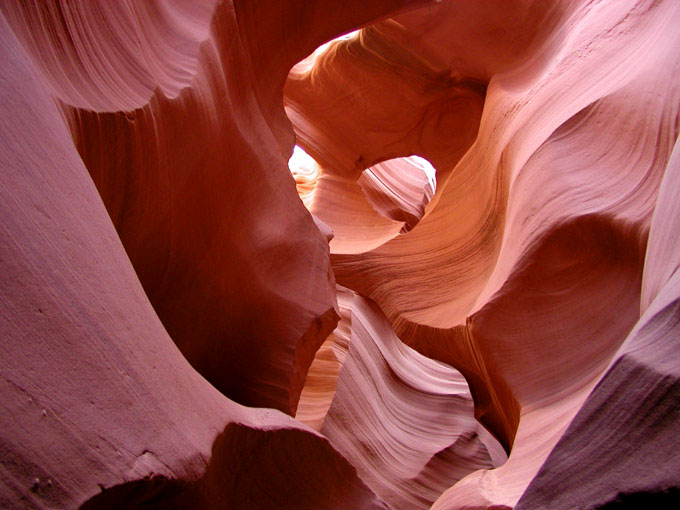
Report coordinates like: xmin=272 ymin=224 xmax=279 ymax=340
xmin=1 ymin=0 xmax=679 ymax=508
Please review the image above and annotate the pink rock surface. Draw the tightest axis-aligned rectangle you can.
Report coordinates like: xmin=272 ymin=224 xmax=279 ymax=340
xmin=0 ymin=10 xmax=383 ymax=508
xmin=295 ymin=286 xmax=354 ymax=431
xmin=2 ymin=0 xmax=680 ymax=508
xmin=515 ymin=120 xmax=680 ymax=510
xmin=287 ymin=0 xmax=680 ymax=508
xmin=321 ymin=290 xmax=506 ymax=509
xmin=357 ymin=156 xmax=435 ymax=233
xmin=1 ymin=0 xmax=342 ymax=416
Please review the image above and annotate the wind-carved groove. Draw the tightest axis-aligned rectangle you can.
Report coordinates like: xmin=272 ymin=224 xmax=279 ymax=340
xmin=2 ymin=0 xmax=680 ymax=509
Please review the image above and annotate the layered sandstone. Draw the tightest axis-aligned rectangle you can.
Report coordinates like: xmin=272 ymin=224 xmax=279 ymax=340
xmin=1 ymin=0 xmax=679 ymax=509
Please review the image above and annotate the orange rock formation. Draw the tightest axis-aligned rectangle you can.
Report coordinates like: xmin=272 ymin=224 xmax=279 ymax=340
xmin=1 ymin=1 xmax=678 ymax=508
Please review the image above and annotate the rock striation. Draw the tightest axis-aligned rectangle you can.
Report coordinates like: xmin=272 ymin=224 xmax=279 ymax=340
xmin=1 ymin=0 xmax=679 ymax=509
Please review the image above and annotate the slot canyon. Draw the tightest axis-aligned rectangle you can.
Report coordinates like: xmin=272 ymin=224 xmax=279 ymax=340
xmin=1 ymin=1 xmax=679 ymax=508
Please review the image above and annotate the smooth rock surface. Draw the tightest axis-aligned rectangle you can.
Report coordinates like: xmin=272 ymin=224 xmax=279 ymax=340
xmin=2 ymin=0 xmax=680 ymax=508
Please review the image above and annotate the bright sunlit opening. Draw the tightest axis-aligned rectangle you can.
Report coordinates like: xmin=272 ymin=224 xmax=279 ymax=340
xmin=288 ymin=145 xmax=320 ymax=209
xmin=288 ymin=145 xmax=316 ymax=174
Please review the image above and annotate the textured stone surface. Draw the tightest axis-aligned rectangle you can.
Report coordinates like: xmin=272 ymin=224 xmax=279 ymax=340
xmin=320 ymin=290 xmax=506 ymax=509
xmin=2 ymin=0 xmax=679 ymax=508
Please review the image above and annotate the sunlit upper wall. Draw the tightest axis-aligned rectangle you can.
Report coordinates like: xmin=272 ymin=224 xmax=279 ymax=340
xmin=359 ymin=155 xmax=437 ymax=233
xmin=289 ymin=30 xmax=360 ymax=75
xmin=403 ymin=155 xmax=437 ymax=194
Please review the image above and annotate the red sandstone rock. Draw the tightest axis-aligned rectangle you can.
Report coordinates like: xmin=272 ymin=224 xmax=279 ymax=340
xmin=321 ymin=290 xmax=506 ymax=509
xmin=1 ymin=0 xmax=342 ymax=416
xmin=515 ymin=120 xmax=680 ymax=510
xmin=289 ymin=0 xmax=680 ymax=508
xmin=2 ymin=0 xmax=680 ymax=508
xmin=358 ymin=156 xmax=436 ymax=233
xmin=0 ymin=0 xmax=424 ymax=507
xmin=0 ymin=4 xmax=411 ymax=506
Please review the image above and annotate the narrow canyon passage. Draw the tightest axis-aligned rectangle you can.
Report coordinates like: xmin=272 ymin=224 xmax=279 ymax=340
xmin=1 ymin=1 xmax=679 ymax=509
